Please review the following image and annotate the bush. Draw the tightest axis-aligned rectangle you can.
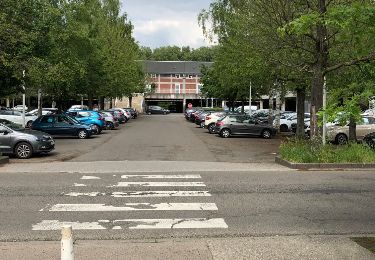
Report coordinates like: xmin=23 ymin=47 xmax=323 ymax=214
xmin=279 ymin=138 xmax=375 ymax=163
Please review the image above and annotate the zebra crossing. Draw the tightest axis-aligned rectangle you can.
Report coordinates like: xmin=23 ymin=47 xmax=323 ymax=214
xmin=32 ymin=174 xmax=228 ymax=231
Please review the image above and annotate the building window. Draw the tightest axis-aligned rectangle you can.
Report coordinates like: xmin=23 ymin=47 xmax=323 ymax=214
xmin=188 ymin=75 xmax=194 ymax=79
xmin=150 ymin=74 xmax=157 ymax=78
xmin=175 ymin=84 xmax=180 ymax=94
xmin=175 ymin=74 xmax=180 ymax=78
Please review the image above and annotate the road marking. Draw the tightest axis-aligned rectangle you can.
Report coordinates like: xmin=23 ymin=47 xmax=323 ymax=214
xmin=41 ymin=203 xmax=218 ymax=211
xmin=65 ymin=192 xmax=104 ymax=197
xmin=81 ymin=176 xmax=101 ymax=180
xmin=109 ymin=182 xmax=206 ymax=187
xmin=65 ymin=191 xmax=211 ymax=197
xmin=121 ymin=174 xmax=201 ymax=179
xmin=73 ymin=183 xmax=86 ymax=187
xmin=32 ymin=220 xmax=106 ymax=230
xmin=112 ymin=191 xmax=211 ymax=197
xmin=32 ymin=218 xmax=228 ymax=230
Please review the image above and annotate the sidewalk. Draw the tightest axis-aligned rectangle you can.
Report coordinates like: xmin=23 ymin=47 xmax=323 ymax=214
xmin=0 ymin=160 xmax=290 ymax=173
xmin=1 ymin=236 xmax=373 ymax=260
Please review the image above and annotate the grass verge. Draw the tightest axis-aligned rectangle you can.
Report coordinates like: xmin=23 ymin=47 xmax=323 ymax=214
xmin=279 ymin=138 xmax=375 ymax=163
xmin=351 ymin=237 xmax=375 ymax=254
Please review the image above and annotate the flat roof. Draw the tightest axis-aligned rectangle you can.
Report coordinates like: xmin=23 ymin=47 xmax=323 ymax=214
xmin=140 ymin=61 xmax=213 ymax=75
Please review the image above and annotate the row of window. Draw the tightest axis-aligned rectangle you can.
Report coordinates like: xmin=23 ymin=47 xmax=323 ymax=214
xmin=150 ymin=74 xmax=196 ymax=79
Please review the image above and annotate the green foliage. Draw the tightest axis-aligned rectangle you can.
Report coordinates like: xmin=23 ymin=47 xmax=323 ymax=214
xmin=0 ymin=0 xmax=144 ymax=106
xmin=279 ymin=138 xmax=375 ymax=163
xmin=138 ymin=46 xmax=217 ymax=62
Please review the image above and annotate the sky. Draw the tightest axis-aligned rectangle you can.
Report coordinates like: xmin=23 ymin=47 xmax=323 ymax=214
xmin=121 ymin=0 xmax=213 ymax=49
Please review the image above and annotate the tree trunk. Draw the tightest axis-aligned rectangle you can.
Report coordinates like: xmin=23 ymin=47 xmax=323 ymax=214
xmin=310 ymin=0 xmax=328 ymax=139
xmin=348 ymin=116 xmax=357 ymax=142
xmin=88 ymin=93 xmax=93 ymax=110
xmin=37 ymin=89 xmax=42 ymax=117
xmin=268 ymin=91 xmax=274 ymax=125
xmin=129 ymin=95 xmax=133 ymax=108
xmin=99 ymin=96 xmax=105 ymax=110
xmin=296 ymin=88 xmax=306 ymax=138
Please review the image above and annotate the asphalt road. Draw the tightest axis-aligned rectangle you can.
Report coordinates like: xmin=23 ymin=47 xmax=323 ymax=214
xmin=0 ymin=168 xmax=374 ymax=241
xmin=10 ymin=114 xmax=281 ymax=163
xmin=1 ymin=113 xmax=374 ymax=251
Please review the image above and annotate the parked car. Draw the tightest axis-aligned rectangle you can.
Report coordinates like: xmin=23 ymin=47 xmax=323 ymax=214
xmin=185 ymin=108 xmax=196 ymax=120
xmin=12 ymin=105 xmax=28 ymax=112
xmin=146 ymin=106 xmax=170 ymax=115
xmin=0 ymin=119 xmax=23 ymax=129
xmin=276 ymin=113 xmax=310 ymax=132
xmin=205 ymin=112 xmax=227 ymax=134
xmin=124 ymin=107 xmax=138 ymax=119
xmin=0 ymin=123 xmax=55 ymax=159
xmin=291 ymin=118 xmax=310 ymax=136
xmin=28 ymin=108 xmax=58 ymax=116
xmin=65 ymin=110 xmax=105 ymax=134
xmin=99 ymin=111 xmax=119 ymax=130
xmin=327 ymin=116 xmax=375 ymax=145
xmin=0 ymin=110 xmax=37 ymax=128
xmin=363 ymin=132 xmax=375 ymax=150
xmin=31 ymin=114 xmax=93 ymax=139
xmin=195 ymin=111 xmax=213 ymax=127
xmin=214 ymin=114 xmax=277 ymax=139
xmin=68 ymin=105 xmax=89 ymax=111
xmin=109 ymin=108 xmax=131 ymax=122
xmin=105 ymin=110 xmax=126 ymax=124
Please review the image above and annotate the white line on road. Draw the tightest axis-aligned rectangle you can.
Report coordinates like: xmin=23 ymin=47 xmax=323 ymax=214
xmin=108 ymin=182 xmax=206 ymax=187
xmin=32 ymin=218 xmax=228 ymax=230
xmin=111 ymin=191 xmax=211 ymax=197
xmin=80 ymin=176 xmax=101 ymax=180
xmin=64 ymin=191 xmax=211 ymax=197
xmin=73 ymin=183 xmax=86 ymax=187
xmin=32 ymin=220 xmax=105 ymax=230
xmin=41 ymin=203 xmax=218 ymax=211
xmin=121 ymin=174 xmax=201 ymax=179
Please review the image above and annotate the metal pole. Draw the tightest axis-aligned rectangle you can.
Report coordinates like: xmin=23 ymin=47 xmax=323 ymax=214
xmin=249 ymin=81 xmax=252 ymax=116
xmin=61 ymin=225 xmax=74 ymax=260
xmin=22 ymin=70 xmax=26 ymax=128
xmin=323 ymin=76 xmax=327 ymax=145
xmin=37 ymin=89 xmax=42 ymax=117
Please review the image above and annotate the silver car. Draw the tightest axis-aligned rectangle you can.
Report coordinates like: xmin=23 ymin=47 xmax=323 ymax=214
xmin=0 ymin=123 xmax=55 ymax=159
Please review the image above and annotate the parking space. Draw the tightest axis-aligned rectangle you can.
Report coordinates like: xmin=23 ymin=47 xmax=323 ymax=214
xmin=8 ymin=113 xmax=281 ymax=164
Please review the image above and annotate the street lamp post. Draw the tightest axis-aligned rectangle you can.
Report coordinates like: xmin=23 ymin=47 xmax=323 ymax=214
xmin=22 ymin=70 xmax=26 ymax=128
xmin=249 ymin=81 xmax=252 ymax=116
xmin=322 ymin=76 xmax=327 ymax=145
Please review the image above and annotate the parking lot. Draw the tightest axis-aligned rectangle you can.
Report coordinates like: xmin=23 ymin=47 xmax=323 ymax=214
xmin=10 ymin=114 xmax=282 ymax=163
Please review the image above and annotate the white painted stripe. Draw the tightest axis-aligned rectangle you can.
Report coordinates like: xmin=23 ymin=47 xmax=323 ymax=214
xmin=109 ymin=182 xmax=206 ymax=187
xmin=65 ymin=191 xmax=211 ymax=197
xmin=81 ymin=176 xmax=101 ymax=180
xmin=121 ymin=174 xmax=201 ymax=179
xmin=111 ymin=191 xmax=211 ymax=197
xmin=122 ymin=218 xmax=228 ymax=229
xmin=32 ymin=218 xmax=228 ymax=230
xmin=65 ymin=192 xmax=104 ymax=197
xmin=32 ymin=220 xmax=106 ymax=230
xmin=42 ymin=203 xmax=218 ymax=212
xmin=73 ymin=183 xmax=86 ymax=187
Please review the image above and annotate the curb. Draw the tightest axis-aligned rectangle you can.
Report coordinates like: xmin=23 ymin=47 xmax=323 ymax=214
xmin=0 ymin=156 xmax=9 ymax=165
xmin=275 ymin=156 xmax=375 ymax=170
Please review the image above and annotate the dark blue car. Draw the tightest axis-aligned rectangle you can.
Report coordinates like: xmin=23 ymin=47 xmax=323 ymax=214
xmin=65 ymin=110 xmax=105 ymax=134
xmin=31 ymin=114 xmax=93 ymax=139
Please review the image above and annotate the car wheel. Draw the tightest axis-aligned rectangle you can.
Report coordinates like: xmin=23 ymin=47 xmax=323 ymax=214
xmin=15 ymin=142 xmax=33 ymax=159
xmin=91 ymin=124 xmax=100 ymax=134
xmin=335 ymin=133 xmax=348 ymax=145
xmin=261 ymin=129 xmax=272 ymax=139
xmin=163 ymin=111 xmax=167 ymax=115
xmin=78 ymin=129 xmax=88 ymax=139
xmin=220 ymin=128 xmax=231 ymax=138
xmin=108 ymin=122 xmax=114 ymax=130
xmin=280 ymin=124 xmax=288 ymax=132
xmin=26 ymin=120 xmax=33 ymax=128
xmin=147 ymin=112 xmax=151 ymax=115
xmin=208 ymin=123 xmax=216 ymax=134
